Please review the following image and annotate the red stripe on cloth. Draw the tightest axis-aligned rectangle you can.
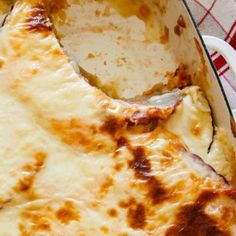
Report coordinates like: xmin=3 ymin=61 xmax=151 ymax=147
xmin=219 ymin=66 xmax=229 ymax=77
xmin=193 ymin=0 xmax=227 ymax=34
xmin=212 ymin=24 xmax=236 ymax=73
xmin=211 ymin=24 xmax=235 ymax=59
xmin=197 ymin=0 xmax=217 ymax=26
xmin=228 ymin=27 xmax=236 ymax=49
xmin=225 ymin=20 xmax=236 ymax=45
xmin=211 ymin=51 xmax=217 ymax=57
xmin=214 ymin=55 xmax=227 ymax=71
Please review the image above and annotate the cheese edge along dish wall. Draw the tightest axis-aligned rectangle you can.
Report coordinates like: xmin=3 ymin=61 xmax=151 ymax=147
xmin=0 ymin=0 xmax=236 ymax=235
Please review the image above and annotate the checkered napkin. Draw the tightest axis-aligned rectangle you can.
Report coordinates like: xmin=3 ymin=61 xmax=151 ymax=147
xmin=186 ymin=0 xmax=236 ymax=111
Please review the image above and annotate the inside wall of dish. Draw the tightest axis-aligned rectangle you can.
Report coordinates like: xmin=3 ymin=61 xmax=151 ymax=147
xmin=49 ymin=0 xmax=188 ymax=99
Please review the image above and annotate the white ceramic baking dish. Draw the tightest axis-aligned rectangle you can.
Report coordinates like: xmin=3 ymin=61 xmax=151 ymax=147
xmin=1 ymin=0 xmax=235 ymax=148
xmin=181 ymin=0 xmax=236 ymax=147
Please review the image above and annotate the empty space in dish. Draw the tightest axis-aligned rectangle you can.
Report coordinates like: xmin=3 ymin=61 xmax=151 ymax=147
xmin=50 ymin=0 xmax=191 ymax=99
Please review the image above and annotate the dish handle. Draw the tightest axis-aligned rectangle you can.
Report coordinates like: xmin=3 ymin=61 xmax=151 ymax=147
xmin=203 ymin=35 xmax=236 ymax=77
xmin=203 ymin=35 xmax=236 ymax=119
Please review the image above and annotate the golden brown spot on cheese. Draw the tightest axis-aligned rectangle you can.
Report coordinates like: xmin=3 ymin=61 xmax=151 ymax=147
xmin=35 ymin=221 xmax=51 ymax=231
xmin=160 ymin=26 xmax=169 ymax=44
xmin=35 ymin=152 xmax=47 ymax=166
xmin=165 ymin=191 xmax=231 ymax=236
xmin=0 ymin=200 xmax=4 ymax=210
xmin=147 ymin=177 xmax=170 ymax=205
xmin=114 ymin=163 xmax=124 ymax=172
xmin=0 ymin=59 xmax=4 ymax=69
xmin=117 ymin=137 xmax=129 ymax=148
xmin=177 ymin=15 xmax=186 ymax=28
xmin=56 ymin=201 xmax=80 ymax=224
xmin=11 ymin=40 xmax=22 ymax=52
xmin=129 ymin=146 xmax=170 ymax=204
xmin=101 ymin=116 xmax=125 ymax=136
xmin=14 ymin=152 xmax=47 ymax=192
xmin=99 ymin=177 xmax=113 ymax=198
xmin=164 ymin=136 xmax=187 ymax=155
xmin=161 ymin=150 xmax=172 ymax=158
xmin=31 ymin=68 xmax=39 ymax=75
xmin=192 ymin=122 xmax=202 ymax=136
xmin=221 ymin=206 xmax=236 ymax=225
xmin=128 ymin=110 xmax=157 ymax=128
xmin=0 ymin=199 xmax=11 ymax=211
xmin=25 ymin=4 xmax=51 ymax=33
xmin=127 ymin=203 xmax=146 ymax=229
xmin=19 ymin=221 xmax=51 ymax=235
xmin=15 ymin=177 xmax=32 ymax=192
xmin=119 ymin=197 xmax=137 ymax=209
xmin=100 ymin=226 xmax=109 ymax=234
xmin=19 ymin=207 xmax=51 ymax=235
xmin=51 ymin=118 xmax=108 ymax=152
xmin=52 ymin=49 xmax=63 ymax=56
xmin=190 ymin=173 xmax=199 ymax=182
xmin=129 ymin=146 xmax=151 ymax=180
xmin=128 ymin=105 xmax=177 ymax=127
xmin=160 ymin=155 xmax=174 ymax=169
xmin=107 ymin=208 xmax=118 ymax=218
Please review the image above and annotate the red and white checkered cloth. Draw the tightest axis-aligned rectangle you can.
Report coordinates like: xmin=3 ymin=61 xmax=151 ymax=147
xmin=186 ymin=0 xmax=236 ymax=110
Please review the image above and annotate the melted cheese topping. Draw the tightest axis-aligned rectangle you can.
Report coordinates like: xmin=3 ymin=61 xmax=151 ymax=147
xmin=0 ymin=1 xmax=236 ymax=235
xmin=165 ymin=86 xmax=213 ymax=158
xmin=165 ymin=86 xmax=236 ymax=181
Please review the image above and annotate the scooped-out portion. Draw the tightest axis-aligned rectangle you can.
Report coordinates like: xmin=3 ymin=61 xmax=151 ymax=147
xmin=49 ymin=0 xmax=182 ymax=99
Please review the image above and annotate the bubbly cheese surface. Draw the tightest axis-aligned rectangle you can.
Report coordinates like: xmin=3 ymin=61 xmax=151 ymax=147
xmin=0 ymin=1 xmax=236 ymax=236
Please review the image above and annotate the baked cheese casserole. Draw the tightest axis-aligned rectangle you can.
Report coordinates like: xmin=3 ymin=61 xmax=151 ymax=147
xmin=0 ymin=0 xmax=236 ymax=235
